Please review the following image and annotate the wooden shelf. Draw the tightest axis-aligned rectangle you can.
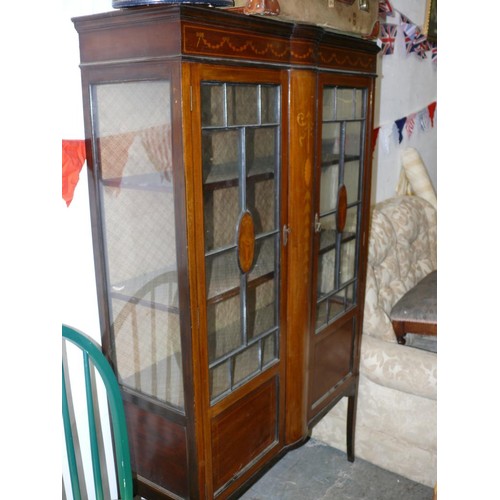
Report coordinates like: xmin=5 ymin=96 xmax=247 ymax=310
xmin=203 ymin=158 xmax=276 ymax=190
xmin=102 ymin=172 xmax=174 ymax=192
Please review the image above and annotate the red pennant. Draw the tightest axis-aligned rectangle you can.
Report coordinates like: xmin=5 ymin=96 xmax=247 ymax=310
xmin=427 ymin=102 xmax=437 ymax=127
xmin=62 ymin=140 xmax=86 ymax=207
xmin=371 ymin=127 xmax=380 ymax=156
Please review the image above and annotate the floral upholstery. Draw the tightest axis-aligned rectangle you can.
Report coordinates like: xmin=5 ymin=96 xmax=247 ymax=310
xmin=313 ymin=196 xmax=437 ymax=487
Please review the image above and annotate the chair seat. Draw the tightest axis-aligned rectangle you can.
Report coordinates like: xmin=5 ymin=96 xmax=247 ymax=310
xmin=390 ymin=270 xmax=437 ymax=345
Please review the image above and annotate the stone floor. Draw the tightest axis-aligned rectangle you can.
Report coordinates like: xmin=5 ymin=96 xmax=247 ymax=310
xmin=239 ymin=439 xmax=433 ymax=500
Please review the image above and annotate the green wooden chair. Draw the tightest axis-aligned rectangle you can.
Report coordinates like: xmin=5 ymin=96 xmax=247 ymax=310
xmin=62 ymin=324 xmax=134 ymax=500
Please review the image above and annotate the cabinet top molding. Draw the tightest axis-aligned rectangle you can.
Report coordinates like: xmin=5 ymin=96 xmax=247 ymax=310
xmin=73 ymin=5 xmax=379 ymax=73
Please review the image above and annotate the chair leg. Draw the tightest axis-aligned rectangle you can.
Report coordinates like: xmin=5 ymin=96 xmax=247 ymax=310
xmin=346 ymin=394 xmax=357 ymax=462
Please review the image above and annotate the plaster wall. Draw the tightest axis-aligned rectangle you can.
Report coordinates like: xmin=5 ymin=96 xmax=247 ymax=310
xmin=372 ymin=0 xmax=437 ymax=203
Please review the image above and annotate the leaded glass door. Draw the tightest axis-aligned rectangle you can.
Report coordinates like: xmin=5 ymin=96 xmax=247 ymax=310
xmin=190 ymin=64 xmax=286 ymax=495
xmin=200 ymin=79 xmax=282 ymax=404
xmin=309 ymin=78 xmax=368 ymax=413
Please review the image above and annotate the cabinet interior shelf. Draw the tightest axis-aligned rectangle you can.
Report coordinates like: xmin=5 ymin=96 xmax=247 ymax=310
xmin=102 ymin=172 xmax=174 ymax=192
xmin=319 ymin=229 xmax=356 ymax=254
xmin=207 ymin=271 xmax=275 ymax=305
xmin=320 ymin=153 xmax=360 ymax=168
xmin=203 ymin=158 xmax=276 ymax=189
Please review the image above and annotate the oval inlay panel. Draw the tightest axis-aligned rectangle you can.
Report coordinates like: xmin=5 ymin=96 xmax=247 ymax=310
xmin=336 ymin=184 xmax=348 ymax=233
xmin=237 ymin=211 xmax=255 ymax=274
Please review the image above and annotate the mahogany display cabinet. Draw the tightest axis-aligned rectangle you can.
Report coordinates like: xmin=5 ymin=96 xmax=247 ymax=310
xmin=72 ymin=5 xmax=378 ymax=499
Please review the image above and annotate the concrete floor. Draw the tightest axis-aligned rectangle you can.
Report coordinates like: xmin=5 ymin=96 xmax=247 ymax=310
xmin=239 ymin=439 xmax=433 ymax=500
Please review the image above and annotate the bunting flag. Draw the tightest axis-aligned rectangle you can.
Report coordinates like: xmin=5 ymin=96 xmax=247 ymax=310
xmin=377 ymin=2 xmax=436 ymax=62
xmin=427 ymin=102 xmax=437 ymax=127
xmin=372 ymin=102 xmax=437 ymax=153
xmin=431 ymin=44 xmax=437 ymax=63
xmin=412 ymin=32 xmax=430 ymax=59
xmin=62 ymin=140 xmax=86 ymax=207
xmin=405 ymin=113 xmax=416 ymax=139
xmin=379 ymin=123 xmax=395 ymax=153
xmin=379 ymin=23 xmax=398 ymax=55
xmin=395 ymin=117 xmax=406 ymax=143
xmin=378 ymin=0 xmax=394 ymax=20
xmin=371 ymin=126 xmax=380 ymax=156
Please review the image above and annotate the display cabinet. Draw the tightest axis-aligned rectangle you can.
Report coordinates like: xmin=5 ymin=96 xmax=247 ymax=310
xmin=73 ymin=5 xmax=378 ymax=499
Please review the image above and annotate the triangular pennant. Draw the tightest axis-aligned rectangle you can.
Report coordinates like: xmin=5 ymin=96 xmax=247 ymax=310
xmin=378 ymin=0 xmax=394 ymax=20
xmin=395 ymin=117 xmax=406 ymax=143
xmin=431 ymin=43 xmax=437 ymax=63
xmin=371 ymin=127 xmax=380 ymax=156
xmin=419 ymin=108 xmax=431 ymax=131
xmin=379 ymin=23 xmax=398 ymax=55
xmin=428 ymin=102 xmax=437 ymax=126
xmin=405 ymin=113 xmax=416 ymax=139
xmin=379 ymin=123 xmax=395 ymax=153
xmin=62 ymin=140 xmax=86 ymax=207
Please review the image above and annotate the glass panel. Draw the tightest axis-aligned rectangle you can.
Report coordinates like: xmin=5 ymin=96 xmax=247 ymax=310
xmin=247 ymin=278 xmax=276 ymax=340
xmin=315 ymin=289 xmax=349 ymax=331
xmin=261 ymin=85 xmax=279 ymax=123
xmin=340 ymin=239 xmax=356 ymax=285
xmin=345 ymin=121 xmax=362 ymax=158
xmin=246 ymin=127 xmax=277 ymax=175
xmin=201 ymin=83 xmax=225 ymax=127
xmin=207 ymin=295 xmax=242 ymax=362
xmin=354 ymin=89 xmax=365 ymax=119
xmin=210 ymin=361 xmax=230 ymax=400
xmin=204 ymin=185 xmax=239 ymax=252
xmin=249 ymin=236 xmax=275 ymax=282
xmin=319 ymin=164 xmax=339 ymax=214
xmin=262 ymin=332 xmax=278 ymax=367
xmin=202 ymin=129 xmax=241 ymax=183
xmin=321 ymin=122 xmax=341 ymax=165
xmin=113 ymin=299 xmax=184 ymax=409
xmin=322 ymin=87 xmax=335 ymax=122
xmin=227 ymin=84 xmax=258 ymax=125
xmin=336 ymin=88 xmax=354 ymax=120
xmin=317 ymin=247 xmax=336 ymax=300
xmin=205 ymin=248 xmax=240 ymax=300
xmin=247 ymin=178 xmax=276 ymax=234
xmin=344 ymin=205 xmax=358 ymax=235
xmin=93 ymin=80 xmax=184 ymax=410
xmin=233 ymin=343 xmax=260 ymax=386
xmin=344 ymin=160 xmax=360 ymax=203
xmin=319 ymin=213 xmax=337 ymax=252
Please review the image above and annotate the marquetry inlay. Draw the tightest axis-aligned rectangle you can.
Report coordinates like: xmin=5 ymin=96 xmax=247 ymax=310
xmin=237 ymin=210 xmax=255 ymax=274
xmin=337 ymin=184 xmax=348 ymax=232
xmin=183 ymin=25 xmax=315 ymax=63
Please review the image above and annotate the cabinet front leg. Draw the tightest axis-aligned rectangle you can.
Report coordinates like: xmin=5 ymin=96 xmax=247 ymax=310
xmin=346 ymin=394 xmax=357 ymax=462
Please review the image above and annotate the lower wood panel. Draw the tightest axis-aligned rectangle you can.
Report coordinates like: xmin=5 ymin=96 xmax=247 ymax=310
xmin=124 ymin=400 xmax=189 ymax=498
xmin=211 ymin=377 xmax=278 ymax=493
xmin=310 ymin=316 xmax=355 ymax=410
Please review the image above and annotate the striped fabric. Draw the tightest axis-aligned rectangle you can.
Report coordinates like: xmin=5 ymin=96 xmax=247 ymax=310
xmin=396 ymin=147 xmax=436 ymax=208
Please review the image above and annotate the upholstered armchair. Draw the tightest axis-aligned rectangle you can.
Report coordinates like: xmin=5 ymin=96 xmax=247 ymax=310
xmin=313 ymin=195 xmax=437 ymax=487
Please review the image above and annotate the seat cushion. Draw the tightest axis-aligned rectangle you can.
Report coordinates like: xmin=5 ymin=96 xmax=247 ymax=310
xmin=390 ymin=270 xmax=437 ymax=324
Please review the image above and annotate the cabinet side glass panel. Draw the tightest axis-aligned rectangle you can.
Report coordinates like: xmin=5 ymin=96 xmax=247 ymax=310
xmin=92 ymin=80 xmax=184 ymax=411
xmin=315 ymin=85 xmax=367 ymax=333
xmin=201 ymin=82 xmax=281 ymax=405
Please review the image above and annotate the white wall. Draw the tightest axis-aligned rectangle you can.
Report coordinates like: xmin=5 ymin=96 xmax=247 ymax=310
xmin=61 ymin=2 xmax=110 ymax=343
xmin=371 ymin=0 xmax=437 ymax=204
